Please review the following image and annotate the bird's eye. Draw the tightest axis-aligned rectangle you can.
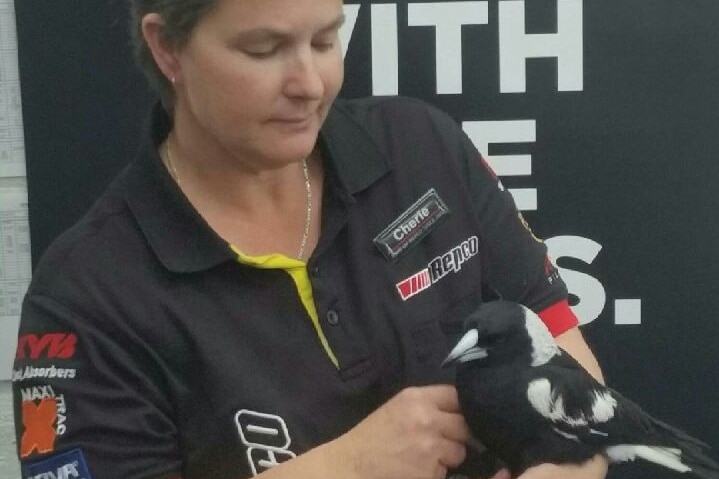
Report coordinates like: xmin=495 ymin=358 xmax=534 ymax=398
xmin=485 ymin=333 xmax=506 ymax=345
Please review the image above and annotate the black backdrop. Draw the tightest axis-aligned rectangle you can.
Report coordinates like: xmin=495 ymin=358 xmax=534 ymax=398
xmin=15 ymin=1 xmax=719 ymax=478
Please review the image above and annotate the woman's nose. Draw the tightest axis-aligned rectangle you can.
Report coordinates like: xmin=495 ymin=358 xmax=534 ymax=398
xmin=283 ymin=48 xmax=325 ymax=100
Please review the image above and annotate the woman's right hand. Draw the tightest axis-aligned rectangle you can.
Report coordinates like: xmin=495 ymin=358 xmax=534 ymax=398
xmin=329 ymin=385 xmax=472 ymax=479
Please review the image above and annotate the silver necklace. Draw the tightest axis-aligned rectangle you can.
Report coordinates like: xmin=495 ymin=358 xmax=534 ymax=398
xmin=164 ymin=139 xmax=180 ymax=183
xmin=298 ymin=158 xmax=312 ymax=261
xmin=165 ymin=138 xmax=312 ymax=261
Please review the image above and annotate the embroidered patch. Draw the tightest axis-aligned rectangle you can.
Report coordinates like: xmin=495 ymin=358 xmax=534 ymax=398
xmin=373 ymin=188 xmax=450 ymax=260
xmin=19 ymin=384 xmax=70 ymax=458
xmin=396 ymin=269 xmax=433 ymax=301
xmin=22 ymin=448 xmax=93 ymax=479
xmin=235 ymin=409 xmax=297 ymax=476
xmin=396 ymin=236 xmax=479 ymax=301
xmin=544 ymin=255 xmax=561 ymax=284
xmin=16 ymin=333 xmax=78 ymax=360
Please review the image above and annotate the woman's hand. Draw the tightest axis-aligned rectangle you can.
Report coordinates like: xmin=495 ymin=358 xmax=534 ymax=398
xmin=516 ymin=455 xmax=608 ymax=479
xmin=485 ymin=468 xmax=512 ymax=479
xmin=331 ymin=385 xmax=471 ymax=479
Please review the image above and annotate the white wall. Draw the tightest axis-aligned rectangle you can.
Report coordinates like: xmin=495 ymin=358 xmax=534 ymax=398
xmin=0 ymin=0 xmax=31 ymax=381
xmin=0 ymin=382 xmax=20 ymax=478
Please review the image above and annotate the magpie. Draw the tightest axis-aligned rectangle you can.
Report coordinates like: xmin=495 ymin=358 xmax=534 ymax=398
xmin=443 ymin=300 xmax=719 ymax=478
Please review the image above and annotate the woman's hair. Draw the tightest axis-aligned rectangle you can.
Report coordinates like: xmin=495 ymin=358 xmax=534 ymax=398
xmin=130 ymin=0 xmax=217 ymax=109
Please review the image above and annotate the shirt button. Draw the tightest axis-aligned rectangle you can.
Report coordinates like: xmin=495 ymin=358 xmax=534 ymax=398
xmin=311 ymin=266 xmax=321 ymax=277
xmin=326 ymin=310 xmax=339 ymax=326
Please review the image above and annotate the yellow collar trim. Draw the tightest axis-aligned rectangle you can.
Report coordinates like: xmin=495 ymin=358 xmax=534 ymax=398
xmin=230 ymin=245 xmax=339 ymax=368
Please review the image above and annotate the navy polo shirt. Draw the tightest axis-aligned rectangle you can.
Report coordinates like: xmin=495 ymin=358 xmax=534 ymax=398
xmin=13 ymin=96 xmax=578 ymax=479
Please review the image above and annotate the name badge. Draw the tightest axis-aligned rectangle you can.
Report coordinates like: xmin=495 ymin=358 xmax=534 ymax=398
xmin=373 ymin=188 xmax=450 ymax=260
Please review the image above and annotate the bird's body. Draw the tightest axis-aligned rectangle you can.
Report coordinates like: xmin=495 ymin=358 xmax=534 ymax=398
xmin=444 ymin=300 xmax=719 ymax=478
xmin=459 ymin=356 xmax=599 ymax=472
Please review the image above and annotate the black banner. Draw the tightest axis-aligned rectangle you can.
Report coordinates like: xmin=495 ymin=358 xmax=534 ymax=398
xmin=16 ymin=1 xmax=719 ymax=477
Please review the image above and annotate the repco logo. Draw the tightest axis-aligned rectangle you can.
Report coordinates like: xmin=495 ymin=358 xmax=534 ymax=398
xmin=396 ymin=236 xmax=479 ymax=301
xmin=427 ymin=236 xmax=479 ymax=283
xmin=16 ymin=334 xmax=77 ymax=360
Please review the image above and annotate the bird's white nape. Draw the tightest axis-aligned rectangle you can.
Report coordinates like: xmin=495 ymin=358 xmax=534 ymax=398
xmin=520 ymin=306 xmax=560 ymax=366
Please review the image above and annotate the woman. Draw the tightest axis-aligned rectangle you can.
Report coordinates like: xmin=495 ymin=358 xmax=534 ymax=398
xmin=13 ymin=0 xmax=608 ymax=478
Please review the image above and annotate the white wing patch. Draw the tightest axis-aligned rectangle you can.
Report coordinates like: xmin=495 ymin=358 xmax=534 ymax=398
xmin=527 ymin=378 xmax=588 ymax=427
xmin=528 ymin=379 xmax=618 ymax=432
xmin=591 ymin=390 xmax=617 ymax=423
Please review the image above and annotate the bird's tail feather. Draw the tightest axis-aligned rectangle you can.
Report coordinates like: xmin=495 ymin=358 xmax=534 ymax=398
xmin=652 ymin=416 xmax=719 ymax=478
xmin=607 ymin=445 xmax=690 ymax=472
xmin=652 ymin=416 xmax=711 ymax=450
xmin=689 ymin=464 xmax=719 ymax=479
xmin=606 ymin=443 xmax=719 ymax=479
xmin=679 ymin=445 xmax=719 ymax=479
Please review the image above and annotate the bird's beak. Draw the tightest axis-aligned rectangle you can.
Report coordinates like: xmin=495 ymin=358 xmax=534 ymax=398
xmin=441 ymin=329 xmax=488 ymax=368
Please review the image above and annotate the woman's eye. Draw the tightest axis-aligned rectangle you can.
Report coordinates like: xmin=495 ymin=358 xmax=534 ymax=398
xmin=312 ymin=42 xmax=334 ymax=52
xmin=240 ymin=41 xmax=280 ymax=58
xmin=244 ymin=48 xmax=276 ymax=59
xmin=313 ymin=31 xmax=338 ymax=52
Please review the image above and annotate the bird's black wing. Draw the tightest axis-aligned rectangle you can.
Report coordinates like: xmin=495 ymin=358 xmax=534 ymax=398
xmin=530 ymin=350 xmax=681 ymax=444
xmin=527 ymin=351 xmax=719 ymax=478
xmin=536 ymin=351 xmax=703 ymax=446
xmin=525 ymin=351 xmax=620 ymax=445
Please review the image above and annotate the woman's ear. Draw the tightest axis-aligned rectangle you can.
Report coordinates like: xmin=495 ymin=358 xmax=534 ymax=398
xmin=141 ymin=13 xmax=181 ymax=84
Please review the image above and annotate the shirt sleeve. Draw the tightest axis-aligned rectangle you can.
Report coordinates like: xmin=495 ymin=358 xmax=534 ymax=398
xmin=13 ymin=290 xmax=184 ymax=479
xmin=537 ymin=299 xmax=579 ymax=337
xmin=453 ymin=117 xmax=579 ymax=336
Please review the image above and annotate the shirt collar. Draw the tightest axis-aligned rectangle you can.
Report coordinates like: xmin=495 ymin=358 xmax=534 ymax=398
xmin=319 ymin=101 xmax=391 ymax=195
xmin=120 ymin=100 xmax=391 ymax=273
xmin=121 ymin=104 xmax=234 ymax=273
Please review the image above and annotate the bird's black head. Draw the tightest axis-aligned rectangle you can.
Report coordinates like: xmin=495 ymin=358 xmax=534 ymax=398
xmin=442 ymin=300 xmax=559 ymax=368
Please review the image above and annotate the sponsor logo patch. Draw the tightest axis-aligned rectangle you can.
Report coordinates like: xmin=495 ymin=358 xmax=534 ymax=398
xmin=16 ymin=333 xmax=77 ymax=360
xmin=396 ymin=236 xmax=479 ymax=301
xmin=373 ymin=188 xmax=450 ymax=260
xmin=544 ymin=256 xmax=561 ymax=284
xmin=20 ymin=385 xmax=69 ymax=458
xmin=22 ymin=449 xmax=93 ymax=479
xmin=235 ymin=409 xmax=296 ymax=476
xmin=12 ymin=365 xmax=77 ymax=382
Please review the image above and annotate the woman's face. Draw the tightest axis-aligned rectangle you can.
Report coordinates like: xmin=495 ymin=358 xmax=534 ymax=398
xmin=173 ymin=0 xmax=345 ymax=169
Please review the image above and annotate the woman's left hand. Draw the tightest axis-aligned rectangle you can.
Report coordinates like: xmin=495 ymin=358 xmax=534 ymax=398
xmin=483 ymin=468 xmax=512 ymax=479
xmin=516 ymin=455 xmax=608 ymax=479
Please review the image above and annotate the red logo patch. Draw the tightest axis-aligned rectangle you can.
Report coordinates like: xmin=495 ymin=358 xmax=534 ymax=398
xmin=16 ymin=333 xmax=77 ymax=360
xmin=396 ymin=269 xmax=432 ymax=301
xmin=21 ymin=397 xmax=57 ymax=458
xmin=396 ymin=236 xmax=480 ymax=301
